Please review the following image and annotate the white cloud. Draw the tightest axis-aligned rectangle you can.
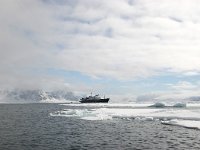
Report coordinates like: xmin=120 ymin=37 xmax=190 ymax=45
xmin=168 ymin=81 xmax=197 ymax=90
xmin=1 ymin=0 xmax=200 ymax=91
xmin=137 ymin=81 xmax=200 ymax=102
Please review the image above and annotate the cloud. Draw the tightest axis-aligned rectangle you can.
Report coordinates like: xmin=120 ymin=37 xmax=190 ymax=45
xmin=168 ymin=81 xmax=197 ymax=90
xmin=53 ymin=0 xmax=200 ymax=79
xmin=1 ymin=0 xmax=200 ymax=92
xmin=137 ymin=81 xmax=200 ymax=102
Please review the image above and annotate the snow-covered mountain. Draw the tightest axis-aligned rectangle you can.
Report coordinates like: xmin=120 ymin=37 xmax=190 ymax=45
xmin=0 ymin=89 xmax=79 ymax=103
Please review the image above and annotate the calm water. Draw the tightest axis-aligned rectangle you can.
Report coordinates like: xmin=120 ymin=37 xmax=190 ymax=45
xmin=0 ymin=104 xmax=200 ymax=150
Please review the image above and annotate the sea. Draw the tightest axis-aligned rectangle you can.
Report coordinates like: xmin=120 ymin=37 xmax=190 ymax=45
xmin=1 ymin=103 xmax=200 ymax=150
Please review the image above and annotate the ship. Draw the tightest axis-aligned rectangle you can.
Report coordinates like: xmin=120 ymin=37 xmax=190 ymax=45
xmin=80 ymin=93 xmax=110 ymax=103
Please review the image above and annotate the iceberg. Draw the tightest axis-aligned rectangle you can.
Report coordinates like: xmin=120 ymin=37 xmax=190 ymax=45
xmin=149 ymin=102 xmax=165 ymax=108
xmin=173 ymin=103 xmax=186 ymax=108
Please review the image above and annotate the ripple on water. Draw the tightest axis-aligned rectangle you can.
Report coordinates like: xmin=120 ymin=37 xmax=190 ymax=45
xmin=1 ymin=104 xmax=200 ymax=150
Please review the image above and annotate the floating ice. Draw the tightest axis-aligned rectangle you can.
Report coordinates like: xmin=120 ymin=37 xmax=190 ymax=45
xmin=50 ymin=109 xmax=92 ymax=118
xmin=161 ymin=119 xmax=200 ymax=129
xmin=149 ymin=102 xmax=165 ymax=108
xmin=50 ymin=109 xmax=113 ymax=120
xmin=51 ymin=107 xmax=200 ymax=120
xmin=143 ymin=116 xmax=154 ymax=121
xmin=51 ymin=108 xmax=162 ymax=121
xmin=173 ymin=103 xmax=186 ymax=108
xmin=61 ymin=103 xmax=153 ymax=108
xmin=51 ymin=103 xmax=200 ymax=129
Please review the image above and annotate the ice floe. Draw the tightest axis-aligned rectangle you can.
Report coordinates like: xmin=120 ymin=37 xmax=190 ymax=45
xmin=161 ymin=119 xmax=200 ymax=129
xmin=51 ymin=103 xmax=200 ymax=129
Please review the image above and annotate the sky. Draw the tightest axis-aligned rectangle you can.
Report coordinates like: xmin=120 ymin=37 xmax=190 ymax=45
xmin=1 ymin=0 xmax=200 ymax=102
